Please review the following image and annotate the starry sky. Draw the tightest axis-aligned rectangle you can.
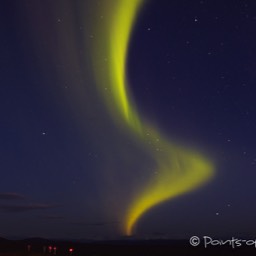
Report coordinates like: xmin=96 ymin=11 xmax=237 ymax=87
xmin=1 ymin=0 xmax=256 ymax=240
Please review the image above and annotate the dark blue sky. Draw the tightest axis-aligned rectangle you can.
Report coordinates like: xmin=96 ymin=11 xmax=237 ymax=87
xmin=0 ymin=0 xmax=256 ymax=240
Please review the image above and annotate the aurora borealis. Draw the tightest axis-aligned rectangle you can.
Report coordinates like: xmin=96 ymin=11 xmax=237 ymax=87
xmin=91 ymin=0 xmax=214 ymax=235
xmin=1 ymin=0 xmax=256 ymax=241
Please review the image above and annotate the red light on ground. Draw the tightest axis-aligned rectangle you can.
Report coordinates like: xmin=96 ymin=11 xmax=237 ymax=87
xmin=49 ymin=246 xmax=52 ymax=250
xmin=69 ymin=248 xmax=74 ymax=252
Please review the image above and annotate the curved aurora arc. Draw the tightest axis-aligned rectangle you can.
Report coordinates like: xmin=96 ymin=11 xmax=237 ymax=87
xmin=91 ymin=0 xmax=214 ymax=236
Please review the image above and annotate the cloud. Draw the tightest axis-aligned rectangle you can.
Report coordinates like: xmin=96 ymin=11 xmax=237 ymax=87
xmin=72 ymin=221 xmax=119 ymax=227
xmin=0 ymin=193 xmax=25 ymax=200
xmin=0 ymin=203 xmax=59 ymax=213
xmin=39 ymin=214 xmax=64 ymax=220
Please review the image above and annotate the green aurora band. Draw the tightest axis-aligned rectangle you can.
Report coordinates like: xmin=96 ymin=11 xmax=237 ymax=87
xmin=92 ymin=0 xmax=214 ymax=236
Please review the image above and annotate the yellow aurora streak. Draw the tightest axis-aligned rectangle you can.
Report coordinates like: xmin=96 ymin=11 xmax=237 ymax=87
xmin=92 ymin=0 xmax=214 ymax=236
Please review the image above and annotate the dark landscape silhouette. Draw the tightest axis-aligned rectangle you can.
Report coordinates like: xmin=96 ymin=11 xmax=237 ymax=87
xmin=0 ymin=236 xmax=255 ymax=256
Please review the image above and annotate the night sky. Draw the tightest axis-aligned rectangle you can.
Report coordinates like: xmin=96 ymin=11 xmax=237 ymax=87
xmin=1 ymin=0 xmax=256 ymax=240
